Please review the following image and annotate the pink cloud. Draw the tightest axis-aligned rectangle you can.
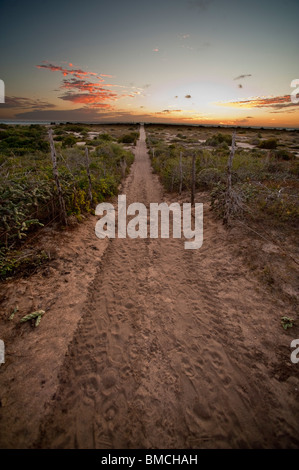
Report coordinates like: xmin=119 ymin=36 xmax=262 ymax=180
xmin=217 ymin=94 xmax=297 ymax=111
xmin=36 ymin=61 xmax=142 ymax=110
xmin=36 ymin=62 xmax=102 ymax=80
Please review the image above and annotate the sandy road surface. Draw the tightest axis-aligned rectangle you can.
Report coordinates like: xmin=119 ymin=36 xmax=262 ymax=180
xmin=32 ymin=125 xmax=299 ymax=449
xmin=1 ymin=125 xmax=298 ymax=449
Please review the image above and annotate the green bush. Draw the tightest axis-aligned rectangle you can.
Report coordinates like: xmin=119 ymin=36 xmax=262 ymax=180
xmin=62 ymin=135 xmax=77 ymax=148
xmin=274 ymin=149 xmax=295 ymax=161
xmin=258 ymin=138 xmax=277 ymax=149
xmin=118 ymin=132 xmax=139 ymax=145
xmin=97 ymin=133 xmax=113 ymax=141
xmin=146 ymin=130 xmax=299 ymax=228
xmin=205 ymin=133 xmax=232 ymax=147
xmin=0 ymin=125 xmax=50 ymax=155
xmin=0 ymin=129 xmax=135 ymax=280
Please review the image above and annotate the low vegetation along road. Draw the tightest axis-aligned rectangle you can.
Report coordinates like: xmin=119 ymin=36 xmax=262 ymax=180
xmin=1 ymin=125 xmax=299 ymax=448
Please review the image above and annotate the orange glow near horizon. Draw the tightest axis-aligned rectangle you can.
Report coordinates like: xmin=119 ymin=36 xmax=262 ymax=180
xmin=0 ymin=62 xmax=297 ymax=128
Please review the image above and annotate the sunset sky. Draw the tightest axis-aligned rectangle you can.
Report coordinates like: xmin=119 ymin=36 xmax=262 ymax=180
xmin=0 ymin=0 xmax=298 ymax=127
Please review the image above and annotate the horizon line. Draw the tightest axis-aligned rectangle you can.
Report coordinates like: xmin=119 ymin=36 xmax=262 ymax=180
xmin=0 ymin=120 xmax=298 ymax=131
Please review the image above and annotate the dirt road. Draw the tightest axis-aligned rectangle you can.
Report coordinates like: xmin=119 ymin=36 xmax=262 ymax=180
xmin=1 ymin=125 xmax=299 ymax=448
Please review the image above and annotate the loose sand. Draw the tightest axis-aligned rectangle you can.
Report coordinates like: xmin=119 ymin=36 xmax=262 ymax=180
xmin=0 ymin=125 xmax=298 ymax=449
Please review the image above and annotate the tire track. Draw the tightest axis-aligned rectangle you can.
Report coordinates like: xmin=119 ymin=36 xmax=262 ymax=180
xmin=35 ymin=125 xmax=299 ymax=449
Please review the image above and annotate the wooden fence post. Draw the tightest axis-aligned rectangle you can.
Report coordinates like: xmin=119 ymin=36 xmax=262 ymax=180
xmin=223 ymin=129 xmax=236 ymax=225
xmin=48 ymin=129 xmax=68 ymax=226
xmin=191 ymin=153 xmax=196 ymax=206
xmin=85 ymin=146 xmax=93 ymax=204
xmin=179 ymin=151 xmax=183 ymax=195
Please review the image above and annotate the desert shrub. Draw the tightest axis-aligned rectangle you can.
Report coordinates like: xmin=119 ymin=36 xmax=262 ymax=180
xmin=61 ymin=135 xmax=77 ymax=148
xmin=54 ymin=129 xmax=67 ymax=136
xmin=250 ymin=138 xmax=260 ymax=146
xmin=289 ymin=160 xmax=299 ymax=177
xmin=258 ymin=138 xmax=277 ymax=149
xmin=197 ymin=168 xmax=224 ymax=188
xmin=232 ymin=152 xmax=267 ymax=181
xmin=0 ymin=130 xmax=135 ymax=279
xmin=146 ymin=129 xmax=299 ymax=228
xmin=0 ymin=125 xmax=50 ymax=155
xmin=146 ymin=135 xmax=160 ymax=147
xmin=97 ymin=133 xmax=113 ymax=142
xmin=176 ymin=133 xmax=186 ymax=139
xmin=0 ymin=248 xmax=49 ymax=280
xmin=274 ymin=149 xmax=295 ymax=161
xmin=205 ymin=133 xmax=232 ymax=147
xmin=118 ymin=132 xmax=139 ymax=144
xmin=253 ymin=185 xmax=299 ymax=224
xmin=63 ymin=124 xmax=87 ymax=133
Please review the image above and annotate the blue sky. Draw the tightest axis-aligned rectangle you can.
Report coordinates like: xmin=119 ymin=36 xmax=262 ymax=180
xmin=0 ymin=0 xmax=298 ymax=125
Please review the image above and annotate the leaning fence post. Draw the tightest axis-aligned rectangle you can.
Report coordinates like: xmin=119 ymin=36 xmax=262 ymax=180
xmin=48 ymin=129 xmax=68 ymax=226
xmin=85 ymin=146 xmax=93 ymax=204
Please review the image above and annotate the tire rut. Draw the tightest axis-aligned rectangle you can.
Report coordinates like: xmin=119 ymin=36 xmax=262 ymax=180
xmin=34 ymin=125 xmax=299 ymax=449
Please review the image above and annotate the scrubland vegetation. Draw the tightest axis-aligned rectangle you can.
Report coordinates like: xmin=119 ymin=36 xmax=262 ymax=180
xmin=1 ymin=121 xmax=298 ymax=303
xmin=145 ymin=124 xmax=299 ymax=226
xmin=0 ymin=123 xmax=137 ymax=279
xmin=145 ymin=124 xmax=299 ymax=305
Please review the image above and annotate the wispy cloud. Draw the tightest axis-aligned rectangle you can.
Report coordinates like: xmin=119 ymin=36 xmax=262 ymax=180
xmin=0 ymin=96 xmax=56 ymax=109
xmin=233 ymin=74 xmax=252 ymax=80
xmin=215 ymin=94 xmax=299 ymax=112
xmin=179 ymin=45 xmax=194 ymax=51
xmin=188 ymin=0 xmax=213 ymax=12
xmin=36 ymin=62 xmax=102 ymax=80
xmin=156 ymin=109 xmax=182 ymax=114
xmin=234 ymin=116 xmax=253 ymax=124
xmin=36 ymin=61 xmax=142 ymax=110
xmin=178 ymin=33 xmax=190 ymax=40
xmin=59 ymin=92 xmax=116 ymax=107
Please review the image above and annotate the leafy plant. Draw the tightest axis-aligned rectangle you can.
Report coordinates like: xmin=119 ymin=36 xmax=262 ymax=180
xmin=205 ymin=133 xmax=232 ymax=147
xmin=281 ymin=316 xmax=295 ymax=330
xmin=0 ymin=125 xmax=135 ymax=280
xmin=118 ymin=132 xmax=139 ymax=145
xmin=258 ymin=138 xmax=277 ymax=149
